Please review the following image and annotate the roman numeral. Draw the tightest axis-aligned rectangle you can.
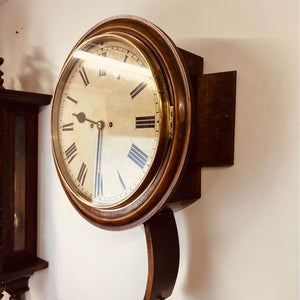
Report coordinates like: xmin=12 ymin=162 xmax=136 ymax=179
xmin=117 ymin=169 xmax=126 ymax=190
xmin=65 ymin=142 xmax=77 ymax=164
xmin=99 ymin=52 xmax=107 ymax=77
xmin=77 ymin=163 xmax=88 ymax=186
xmin=62 ymin=122 xmax=74 ymax=131
xmin=66 ymin=95 xmax=78 ymax=104
xmin=117 ymin=55 xmax=129 ymax=80
xmin=79 ymin=66 xmax=89 ymax=86
xmin=135 ymin=116 xmax=155 ymax=129
xmin=130 ymin=82 xmax=147 ymax=99
xmin=128 ymin=144 xmax=148 ymax=169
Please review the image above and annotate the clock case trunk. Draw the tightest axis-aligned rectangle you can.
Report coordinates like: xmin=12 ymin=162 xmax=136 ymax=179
xmin=0 ymin=89 xmax=51 ymax=299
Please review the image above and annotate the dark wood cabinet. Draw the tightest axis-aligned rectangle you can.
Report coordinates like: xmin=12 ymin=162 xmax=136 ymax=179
xmin=0 ymin=89 xmax=51 ymax=299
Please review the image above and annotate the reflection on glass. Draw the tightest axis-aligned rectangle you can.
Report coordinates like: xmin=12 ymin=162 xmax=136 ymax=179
xmin=73 ymin=50 xmax=152 ymax=82
xmin=14 ymin=116 xmax=26 ymax=251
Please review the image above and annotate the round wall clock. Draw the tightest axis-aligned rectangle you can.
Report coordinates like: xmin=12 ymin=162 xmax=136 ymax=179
xmin=51 ymin=15 xmax=236 ymax=300
xmin=51 ymin=16 xmax=193 ymax=230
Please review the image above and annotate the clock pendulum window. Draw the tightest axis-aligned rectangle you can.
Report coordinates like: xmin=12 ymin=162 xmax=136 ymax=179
xmin=0 ymin=58 xmax=51 ymax=300
xmin=51 ymin=16 xmax=237 ymax=300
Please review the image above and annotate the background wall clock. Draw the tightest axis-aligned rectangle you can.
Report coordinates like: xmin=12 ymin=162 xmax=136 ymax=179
xmin=0 ymin=60 xmax=50 ymax=300
xmin=51 ymin=15 xmax=236 ymax=300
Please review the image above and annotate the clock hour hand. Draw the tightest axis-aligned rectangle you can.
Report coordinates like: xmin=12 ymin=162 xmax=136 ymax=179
xmin=73 ymin=112 xmax=98 ymax=125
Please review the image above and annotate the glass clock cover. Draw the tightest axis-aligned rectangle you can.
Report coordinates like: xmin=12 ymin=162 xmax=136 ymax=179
xmin=51 ymin=16 xmax=192 ymax=229
xmin=52 ymin=34 xmax=167 ymax=208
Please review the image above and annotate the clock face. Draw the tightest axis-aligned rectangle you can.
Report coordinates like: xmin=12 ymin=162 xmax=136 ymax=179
xmin=52 ymin=34 xmax=166 ymax=207
xmin=51 ymin=16 xmax=192 ymax=229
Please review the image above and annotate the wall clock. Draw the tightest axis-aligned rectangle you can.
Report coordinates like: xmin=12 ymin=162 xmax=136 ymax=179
xmin=0 ymin=60 xmax=50 ymax=300
xmin=51 ymin=16 xmax=236 ymax=300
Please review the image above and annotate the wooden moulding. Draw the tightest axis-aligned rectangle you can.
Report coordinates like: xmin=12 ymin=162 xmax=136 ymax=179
xmin=168 ymin=49 xmax=236 ymax=208
xmin=0 ymin=257 xmax=48 ymax=300
xmin=0 ymin=89 xmax=51 ymax=106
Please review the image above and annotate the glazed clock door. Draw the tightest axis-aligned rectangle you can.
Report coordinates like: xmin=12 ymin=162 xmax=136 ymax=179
xmin=3 ymin=105 xmax=38 ymax=270
xmin=54 ymin=35 xmax=162 ymax=206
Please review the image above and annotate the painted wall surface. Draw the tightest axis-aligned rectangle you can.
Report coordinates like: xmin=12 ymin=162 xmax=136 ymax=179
xmin=0 ymin=0 xmax=298 ymax=299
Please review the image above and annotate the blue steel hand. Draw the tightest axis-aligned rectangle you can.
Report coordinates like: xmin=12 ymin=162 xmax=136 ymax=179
xmin=93 ymin=121 xmax=104 ymax=200
xmin=73 ymin=112 xmax=98 ymax=125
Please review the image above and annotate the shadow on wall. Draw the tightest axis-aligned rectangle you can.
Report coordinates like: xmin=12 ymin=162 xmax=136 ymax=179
xmin=17 ymin=46 xmax=54 ymax=94
xmin=176 ymin=37 xmax=295 ymax=299
xmin=176 ymin=38 xmax=243 ymax=300
xmin=0 ymin=0 xmax=55 ymax=94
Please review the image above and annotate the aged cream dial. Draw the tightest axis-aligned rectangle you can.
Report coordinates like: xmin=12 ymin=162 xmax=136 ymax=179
xmin=52 ymin=35 xmax=162 ymax=206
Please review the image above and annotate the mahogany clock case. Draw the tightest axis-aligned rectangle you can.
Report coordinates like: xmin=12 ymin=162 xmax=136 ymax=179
xmin=51 ymin=16 xmax=236 ymax=231
xmin=52 ymin=16 xmax=194 ymax=230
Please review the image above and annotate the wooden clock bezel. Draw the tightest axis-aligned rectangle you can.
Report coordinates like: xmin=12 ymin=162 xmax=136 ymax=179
xmin=51 ymin=16 xmax=193 ymax=230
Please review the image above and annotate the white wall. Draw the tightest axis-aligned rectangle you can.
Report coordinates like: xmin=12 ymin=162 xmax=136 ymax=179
xmin=0 ymin=0 xmax=298 ymax=299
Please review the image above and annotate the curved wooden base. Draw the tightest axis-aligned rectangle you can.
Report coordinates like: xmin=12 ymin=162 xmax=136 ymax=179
xmin=144 ymin=209 xmax=179 ymax=300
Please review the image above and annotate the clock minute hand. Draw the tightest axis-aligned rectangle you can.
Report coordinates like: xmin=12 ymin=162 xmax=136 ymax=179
xmin=73 ymin=112 xmax=98 ymax=125
xmin=93 ymin=121 xmax=105 ymax=201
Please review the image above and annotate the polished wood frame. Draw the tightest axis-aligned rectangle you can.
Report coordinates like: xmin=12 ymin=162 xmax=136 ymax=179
xmin=51 ymin=16 xmax=192 ymax=230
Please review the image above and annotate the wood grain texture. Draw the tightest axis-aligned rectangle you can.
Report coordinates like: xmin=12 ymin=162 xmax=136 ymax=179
xmin=195 ymin=71 xmax=237 ymax=166
xmin=144 ymin=209 xmax=179 ymax=300
xmin=167 ymin=51 xmax=236 ymax=208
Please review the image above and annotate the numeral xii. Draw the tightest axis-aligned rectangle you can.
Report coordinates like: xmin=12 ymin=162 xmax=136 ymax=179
xmin=99 ymin=52 xmax=107 ymax=77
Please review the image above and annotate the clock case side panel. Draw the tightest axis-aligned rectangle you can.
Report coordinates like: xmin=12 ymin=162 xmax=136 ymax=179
xmin=167 ymin=48 xmax=237 ymax=209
